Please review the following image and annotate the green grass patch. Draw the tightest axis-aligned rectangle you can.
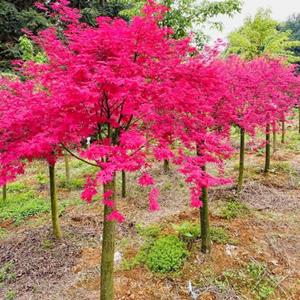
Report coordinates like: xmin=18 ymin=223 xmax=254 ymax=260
xmin=0 ymin=190 xmax=49 ymax=224
xmin=217 ymin=200 xmax=250 ymax=220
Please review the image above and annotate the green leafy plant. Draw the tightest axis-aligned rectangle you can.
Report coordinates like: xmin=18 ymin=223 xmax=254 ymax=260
xmin=218 ymin=200 xmax=249 ymax=220
xmin=136 ymin=224 xmax=161 ymax=239
xmin=4 ymin=289 xmax=16 ymax=300
xmin=172 ymin=221 xmax=200 ymax=241
xmin=145 ymin=235 xmax=188 ymax=273
xmin=210 ymin=226 xmax=232 ymax=244
xmin=0 ymin=261 xmax=16 ymax=283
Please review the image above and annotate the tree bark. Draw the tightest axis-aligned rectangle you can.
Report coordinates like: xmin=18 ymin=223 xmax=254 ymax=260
xmin=237 ymin=127 xmax=245 ymax=192
xmin=121 ymin=170 xmax=126 ymax=198
xmin=48 ymin=163 xmax=62 ymax=239
xmin=64 ymin=151 xmax=70 ymax=188
xmin=281 ymin=120 xmax=285 ymax=144
xmin=272 ymin=127 xmax=277 ymax=154
xmin=200 ymin=165 xmax=211 ymax=253
xmin=100 ymin=176 xmax=116 ymax=300
xmin=163 ymin=159 xmax=170 ymax=173
xmin=264 ymin=123 xmax=271 ymax=173
xmin=298 ymin=106 xmax=300 ymax=134
xmin=2 ymin=184 xmax=7 ymax=202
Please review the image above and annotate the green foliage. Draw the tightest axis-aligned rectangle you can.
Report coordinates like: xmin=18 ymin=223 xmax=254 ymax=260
xmin=0 ymin=227 xmax=8 ymax=239
xmin=58 ymin=176 xmax=85 ymax=189
xmin=222 ymin=261 xmax=276 ymax=299
xmin=227 ymin=9 xmax=300 ymax=62
xmin=136 ymin=223 xmax=161 ymax=239
xmin=0 ymin=261 xmax=16 ymax=283
xmin=210 ymin=226 xmax=232 ymax=244
xmin=218 ymin=200 xmax=249 ymax=220
xmin=35 ymin=172 xmax=48 ymax=185
xmin=4 ymin=290 xmax=16 ymax=300
xmin=19 ymin=36 xmax=47 ymax=63
xmin=121 ymin=0 xmax=241 ymax=47
xmin=145 ymin=235 xmax=188 ymax=273
xmin=0 ymin=190 xmax=49 ymax=224
xmin=6 ymin=182 xmax=26 ymax=193
xmin=172 ymin=221 xmax=200 ymax=241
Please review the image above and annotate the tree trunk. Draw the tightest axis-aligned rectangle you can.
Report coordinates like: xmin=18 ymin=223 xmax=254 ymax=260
xmin=264 ymin=123 xmax=271 ymax=174
xmin=100 ymin=176 xmax=116 ymax=300
xmin=121 ymin=170 xmax=126 ymax=198
xmin=272 ymin=127 xmax=277 ymax=154
xmin=2 ymin=184 xmax=7 ymax=202
xmin=163 ymin=159 xmax=170 ymax=173
xmin=237 ymin=127 xmax=245 ymax=192
xmin=64 ymin=151 xmax=70 ymax=188
xmin=99 ymin=0 xmax=106 ymax=7
xmin=48 ymin=164 xmax=62 ymax=239
xmin=200 ymin=165 xmax=211 ymax=253
xmin=281 ymin=121 xmax=285 ymax=144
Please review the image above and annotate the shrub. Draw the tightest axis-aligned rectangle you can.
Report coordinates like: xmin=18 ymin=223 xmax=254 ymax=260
xmin=210 ymin=226 xmax=232 ymax=244
xmin=136 ymin=224 xmax=161 ymax=239
xmin=145 ymin=235 xmax=188 ymax=273
xmin=219 ymin=200 xmax=249 ymax=220
xmin=172 ymin=222 xmax=200 ymax=241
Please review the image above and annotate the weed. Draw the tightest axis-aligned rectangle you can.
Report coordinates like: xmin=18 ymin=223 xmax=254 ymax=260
xmin=6 ymin=182 xmax=26 ymax=193
xmin=0 ymin=228 xmax=8 ymax=239
xmin=172 ymin=222 xmax=200 ymax=242
xmin=41 ymin=239 xmax=54 ymax=249
xmin=0 ymin=190 xmax=49 ymax=224
xmin=210 ymin=226 xmax=232 ymax=244
xmin=145 ymin=235 xmax=188 ymax=273
xmin=136 ymin=224 xmax=161 ymax=239
xmin=0 ymin=262 xmax=16 ymax=283
xmin=5 ymin=290 xmax=16 ymax=300
xmin=218 ymin=200 xmax=249 ymax=220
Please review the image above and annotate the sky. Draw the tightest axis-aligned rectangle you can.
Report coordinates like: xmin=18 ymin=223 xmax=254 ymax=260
xmin=206 ymin=0 xmax=300 ymax=42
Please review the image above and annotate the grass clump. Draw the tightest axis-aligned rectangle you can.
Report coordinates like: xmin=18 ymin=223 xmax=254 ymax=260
xmin=135 ymin=224 xmax=161 ymax=239
xmin=0 ymin=190 xmax=49 ymax=224
xmin=222 ymin=261 xmax=276 ymax=299
xmin=172 ymin=222 xmax=200 ymax=242
xmin=145 ymin=235 xmax=188 ymax=273
xmin=0 ymin=262 xmax=16 ymax=284
xmin=218 ymin=200 xmax=249 ymax=220
xmin=210 ymin=226 xmax=232 ymax=244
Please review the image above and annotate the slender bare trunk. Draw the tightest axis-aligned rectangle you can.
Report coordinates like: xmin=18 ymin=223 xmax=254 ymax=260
xmin=163 ymin=159 xmax=170 ymax=173
xmin=237 ymin=127 xmax=245 ymax=192
xmin=2 ymin=184 xmax=7 ymax=202
xmin=200 ymin=165 xmax=210 ymax=253
xmin=264 ymin=123 xmax=271 ymax=174
xmin=100 ymin=176 xmax=116 ymax=300
xmin=121 ymin=170 xmax=126 ymax=198
xmin=48 ymin=163 xmax=62 ymax=239
xmin=281 ymin=121 xmax=285 ymax=144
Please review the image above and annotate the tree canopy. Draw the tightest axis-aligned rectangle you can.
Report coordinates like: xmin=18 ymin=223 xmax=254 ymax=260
xmin=226 ymin=9 xmax=300 ymax=62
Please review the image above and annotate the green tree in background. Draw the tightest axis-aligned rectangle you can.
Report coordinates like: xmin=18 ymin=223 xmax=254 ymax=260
xmin=227 ymin=9 xmax=300 ymax=62
xmin=121 ymin=0 xmax=242 ymax=47
xmin=280 ymin=14 xmax=300 ymax=72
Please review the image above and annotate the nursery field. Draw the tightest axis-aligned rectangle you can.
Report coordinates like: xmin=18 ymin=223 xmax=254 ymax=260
xmin=1 ymin=125 xmax=300 ymax=300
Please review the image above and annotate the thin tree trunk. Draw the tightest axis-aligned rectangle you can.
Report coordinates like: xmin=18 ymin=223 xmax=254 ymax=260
xmin=237 ymin=127 xmax=245 ymax=192
xmin=281 ymin=121 xmax=285 ymax=144
xmin=100 ymin=176 xmax=116 ymax=300
xmin=163 ymin=159 xmax=170 ymax=173
xmin=2 ymin=184 xmax=7 ymax=202
xmin=99 ymin=0 xmax=106 ymax=7
xmin=272 ymin=127 xmax=277 ymax=154
xmin=64 ymin=151 xmax=70 ymax=188
xmin=264 ymin=123 xmax=271 ymax=173
xmin=200 ymin=165 xmax=211 ymax=253
xmin=48 ymin=164 xmax=62 ymax=239
xmin=121 ymin=170 xmax=126 ymax=198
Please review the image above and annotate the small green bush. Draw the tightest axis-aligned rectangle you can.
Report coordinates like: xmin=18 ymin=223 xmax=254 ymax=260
xmin=210 ymin=226 xmax=232 ymax=244
xmin=0 ymin=261 xmax=16 ymax=283
xmin=6 ymin=182 xmax=26 ymax=193
xmin=172 ymin=222 xmax=200 ymax=241
xmin=145 ymin=235 xmax=188 ymax=273
xmin=0 ymin=191 xmax=49 ymax=224
xmin=219 ymin=200 xmax=249 ymax=220
xmin=136 ymin=224 xmax=161 ymax=239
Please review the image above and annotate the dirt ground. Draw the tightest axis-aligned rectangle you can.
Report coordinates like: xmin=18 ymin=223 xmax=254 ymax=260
xmin=1 ymin=144 xmax=300 ymax=299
